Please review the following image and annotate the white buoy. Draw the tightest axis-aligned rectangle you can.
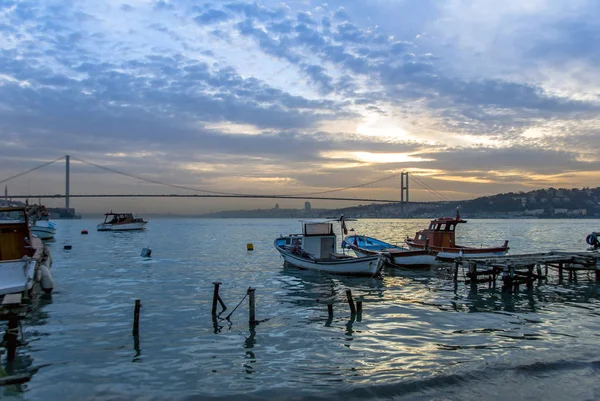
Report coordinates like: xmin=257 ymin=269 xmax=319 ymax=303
xmin=40 ymin=263 xmax=54 ymax=293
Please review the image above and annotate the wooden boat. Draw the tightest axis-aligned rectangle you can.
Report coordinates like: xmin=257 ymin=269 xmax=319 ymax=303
xmin=405 ymin=209 xmax=509 ymax=260
xmin=274 ymin=218 xmax=384 ymax=276
xmin=0 ymin=207 xmax=54 ymax=296
xmin=343 ymin=234 xmax=437 ymax=268
xmin=97 ymin=212 xmax=147 ymax=231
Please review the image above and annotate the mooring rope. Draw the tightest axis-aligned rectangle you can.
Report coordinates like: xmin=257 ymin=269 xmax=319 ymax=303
xmin=223 ymin=289 xmax=250 ymax=321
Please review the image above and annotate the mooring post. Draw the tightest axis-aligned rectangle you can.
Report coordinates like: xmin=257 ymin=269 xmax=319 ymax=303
xmin=132 ymin=299 xmax=141 ymax=336
xmin=212 ymin=282 xmax=222 ymax=315
xmin=596 ymin=268 xmax=600 ymax=282
xmin=248 ymin=287 xmax=256 ymax=325
xmin=453 ymin=261 xmax=459 ymax=281
xmin=558 ymin=262 xmax=563 ymax=282
xmin=345 ymin=289 xmax=356 ymax=314
xmin=327 ymin=302 xmax=333 ymax=318
xmin=527 ymin=266 xmax=534 ymax=289
xmin=4 ymin=317 xmax=19 ymax=362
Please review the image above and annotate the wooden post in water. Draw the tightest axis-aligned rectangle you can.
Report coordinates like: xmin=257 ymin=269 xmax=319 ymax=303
xmin=4 ymin=317 xmax=19 ymax=362
xmin=345 ymin=290 xmax=356 ymax=314
xmin=132 ymin=299 xmax=141 ymax=336
xmin=453 ymin=261 xmax=459 ymax=281
xmin=212 ymin=282 xmax=222 ymax=315
xmin=527 ymin=266 xmax=534 ymax=289
xmin=248 ymin=287 xmax=256 ymax=325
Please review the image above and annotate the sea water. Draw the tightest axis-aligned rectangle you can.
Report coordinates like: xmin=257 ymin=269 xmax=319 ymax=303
xmin=2 ymin=218 xmax=600 ymax=400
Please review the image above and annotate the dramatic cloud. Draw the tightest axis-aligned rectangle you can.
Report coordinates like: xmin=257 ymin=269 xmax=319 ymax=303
xmin=0 ymin=0 xmax=599 ymax=213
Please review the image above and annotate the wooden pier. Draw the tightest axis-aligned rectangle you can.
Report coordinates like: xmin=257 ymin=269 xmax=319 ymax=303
xmin=454 ymin=251 xmax=600 ymax=291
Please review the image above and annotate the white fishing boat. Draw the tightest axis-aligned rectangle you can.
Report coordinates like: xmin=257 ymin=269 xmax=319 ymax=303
xmin=0 ymin=207 xmax=54 ymax=296
xmin=97 ymin=212 xmax=148 ymax=231
xmin=274 ymin=218 xmax=384 ymax=276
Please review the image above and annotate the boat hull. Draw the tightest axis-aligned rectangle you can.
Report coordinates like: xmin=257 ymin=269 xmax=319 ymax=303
xmin=0 ymin=258 xmax=36 ymax=296
xmin=406 ymin=242 xmax=509 ymax=260
xmin=97 ymin=222 xmax=147 ymax=231
xmin=344 ymin=235 xmax=438 ymax=268
xmin=30 ymin=225 xmax=56 ymax=240
xmin=275 ymin=243 xmax=383 ymax=276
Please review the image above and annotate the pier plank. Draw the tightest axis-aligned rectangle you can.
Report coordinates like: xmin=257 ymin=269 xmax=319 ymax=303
xmin=2 ymin=293 xmax=22 ymax=306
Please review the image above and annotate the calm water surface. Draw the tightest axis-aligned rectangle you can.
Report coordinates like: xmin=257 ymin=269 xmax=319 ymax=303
xmin=3 ymin=218 xmax=600 ymax=400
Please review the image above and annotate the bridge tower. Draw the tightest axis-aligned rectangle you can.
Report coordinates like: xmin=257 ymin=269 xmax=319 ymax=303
xmin=65 ymin=154 xmax=70 ymax=209
xmin=400 ymin=171 xmax=409 ymax=215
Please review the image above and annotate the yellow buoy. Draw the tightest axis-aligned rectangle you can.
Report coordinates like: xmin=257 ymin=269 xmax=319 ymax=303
xmin=247 ymin=243 xmax=254 ymax=251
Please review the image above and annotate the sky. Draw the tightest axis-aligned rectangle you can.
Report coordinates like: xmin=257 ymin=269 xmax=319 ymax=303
xmin=1 ymin=0 xmax=599 ymax=214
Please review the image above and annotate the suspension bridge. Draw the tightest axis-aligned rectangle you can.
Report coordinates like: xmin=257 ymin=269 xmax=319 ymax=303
xmin=0 ymin=155 xmax=452 ymax=211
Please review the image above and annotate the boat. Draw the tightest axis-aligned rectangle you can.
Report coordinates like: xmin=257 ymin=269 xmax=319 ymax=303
xmin=97 ymin=212 xmax=148 ymax=231
xmin=274 ymin=218 xmax=385 ymax=276
xmin=0 ymin=207 xmax=54 ymax=297
xmin=343 ymin=234 xmax=437 ymax=269
xmin=585 ymin=232 xmax=600 ymax=250
xmin=405 ymin=209 xmax=509 ymax=260
xmin=29 ymin=205 xmax=57 ymax=240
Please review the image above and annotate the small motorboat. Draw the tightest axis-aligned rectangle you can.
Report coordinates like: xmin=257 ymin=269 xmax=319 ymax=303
xmin=97 ymin=212 xmax=148 ymax=231
xmin=343 ymin=234 xmax=437 ymax=269
xmin=29 ymin=205 xmax=56 ymax=240
xmin=0 ymin=206 xmax=54 ymax=296
xmin=274 ymin=218 xmax=384 ymax=276
xmin=405 ymin=209 xmax=509 ymax=260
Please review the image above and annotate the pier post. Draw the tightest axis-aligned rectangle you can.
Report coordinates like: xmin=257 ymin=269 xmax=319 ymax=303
xmin=596 ymin=269 xmax=600 ymax=282
xmin=527 ymin=266 xmax=534 ymax=289
xmin=558 ymin=263 xmax=564 ymax=282
xmin=4 ymin=317 xmax=19 ymax=361
xmin=132 ymin=299 xmax=141 ymax=336
xmin=248 ymin=287 xmax=256 ymax=325
xmin=453 ymin=261 xmax=459 ymax=281
xmin=346 ymin=290 xmax=356 ymax=314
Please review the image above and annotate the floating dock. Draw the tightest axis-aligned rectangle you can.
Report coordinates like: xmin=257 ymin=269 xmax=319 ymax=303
xmin=454 ymin=251 xmax=600 ymax=291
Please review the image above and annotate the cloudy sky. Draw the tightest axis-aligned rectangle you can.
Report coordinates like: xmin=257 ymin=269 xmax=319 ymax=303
xmin=1 ymin=0 xmax=599 ymax=214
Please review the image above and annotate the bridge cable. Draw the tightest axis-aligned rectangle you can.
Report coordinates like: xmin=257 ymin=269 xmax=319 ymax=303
xmin=409 ymin=175 xmax=451 ymax=202
xmin=72 ymin=156 xmax=404 ymax=198
xmin=0 ymin=156 xmax=65 ymax=185
xmin=276 ymin=172 xmax=403 ymax=196
xmin=71 ymin=156 xmax=246 ymax=196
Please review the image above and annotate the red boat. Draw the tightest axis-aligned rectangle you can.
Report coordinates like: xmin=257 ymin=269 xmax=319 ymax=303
xmin=405 ymin=209 xmax=509 ymax=260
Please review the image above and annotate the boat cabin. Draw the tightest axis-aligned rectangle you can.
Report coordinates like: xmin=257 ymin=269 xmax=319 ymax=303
xmin=409 ymin=211 xmax=466 ymax=248
xmin=0 ymin=207 xmax=34 ymax=261
xmin=284 ymin=220 xmax=338 ymax=259
xmin=102 ymin=212 xmax=143 ymax=224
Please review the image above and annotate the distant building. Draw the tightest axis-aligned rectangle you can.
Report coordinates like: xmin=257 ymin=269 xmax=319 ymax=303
xmin=524 ymin=208 xmax=544 ymax=216
xmin=304 ymin=202 xmax=311 ymax=211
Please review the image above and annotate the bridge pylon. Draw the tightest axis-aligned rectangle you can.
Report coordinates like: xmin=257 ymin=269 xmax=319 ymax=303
xmin=65 ymin=154 xmax=70 ymax=209
xmin=400 ymin=172 xmax=409 ymax=215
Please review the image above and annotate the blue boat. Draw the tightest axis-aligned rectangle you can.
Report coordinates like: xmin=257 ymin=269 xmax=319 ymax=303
xmin=343 ymin=234 xmax=437 ymax=269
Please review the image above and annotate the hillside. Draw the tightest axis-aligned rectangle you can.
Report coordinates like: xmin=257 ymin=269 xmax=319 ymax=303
xmin=201 ymin=187 xmax=600 ymax=218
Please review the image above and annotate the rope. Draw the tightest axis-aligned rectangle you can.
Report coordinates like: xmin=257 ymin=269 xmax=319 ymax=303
xmin=223 ymin=289 xmax=249 ymax=321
